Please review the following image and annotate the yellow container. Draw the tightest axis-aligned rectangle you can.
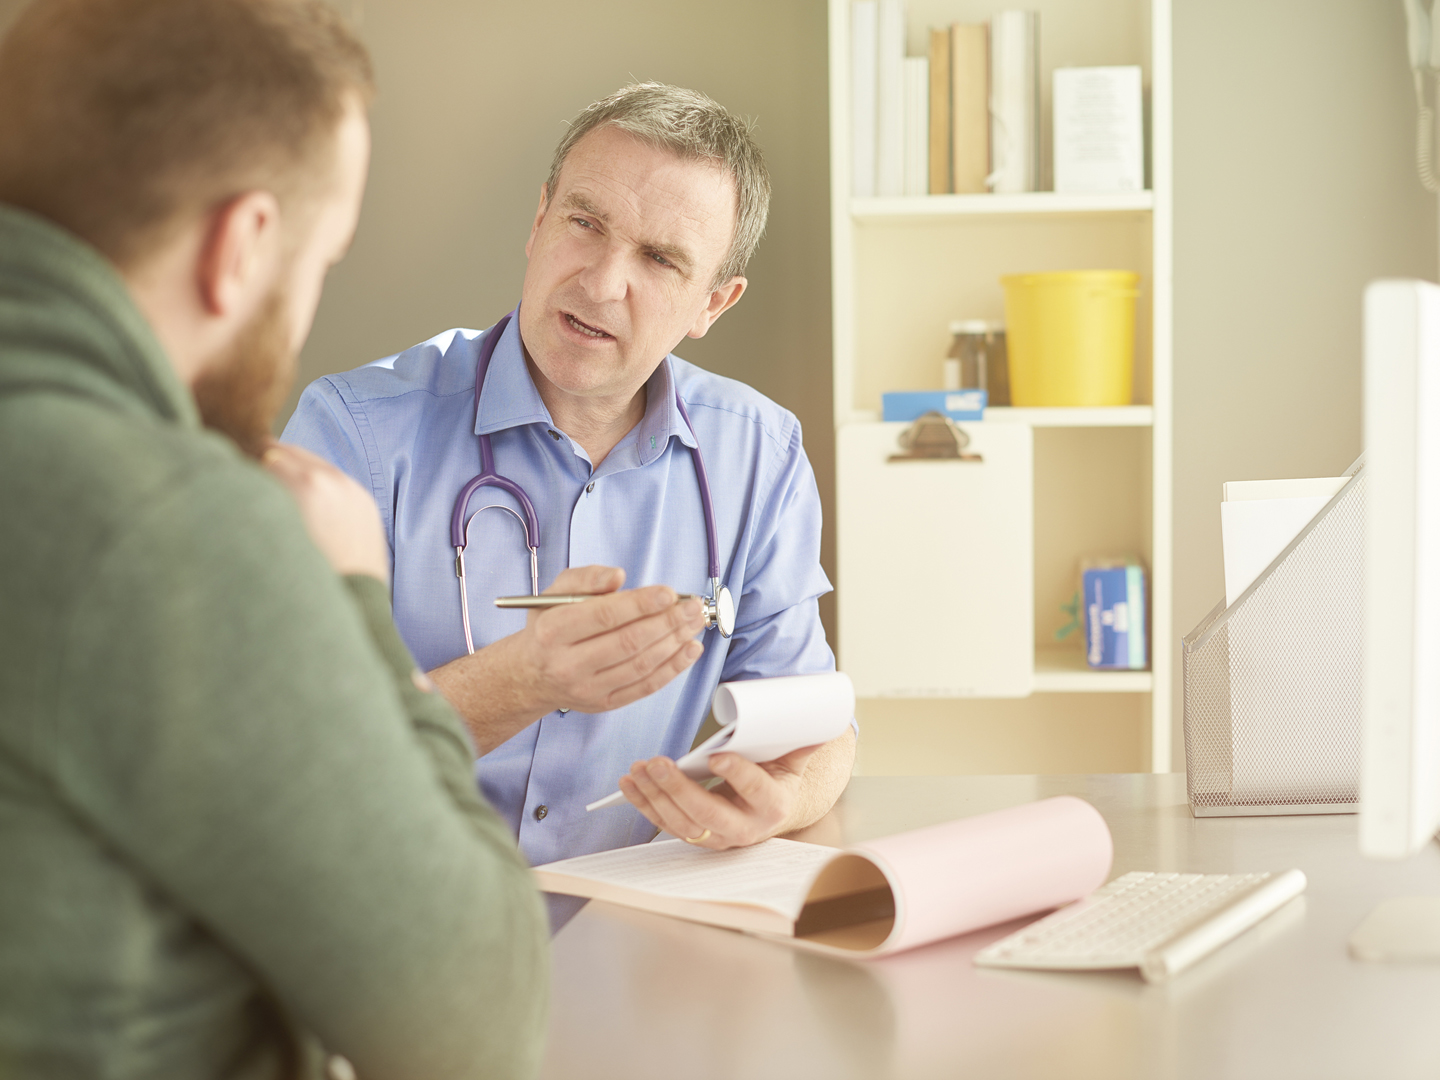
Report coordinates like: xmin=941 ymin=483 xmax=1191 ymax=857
xmin=1000 ymin=270 xmax=1140 ymax=406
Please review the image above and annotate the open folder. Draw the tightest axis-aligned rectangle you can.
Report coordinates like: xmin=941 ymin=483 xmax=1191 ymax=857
xmin=536 ymin=796 xmax=1113 ymax=958
xmin=586 ymin=672 xmax=856 ymax=812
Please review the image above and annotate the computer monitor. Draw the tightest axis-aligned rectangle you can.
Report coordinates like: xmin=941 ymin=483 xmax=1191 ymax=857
xmin=1352 ymin=278 xmax=1440 ymax=961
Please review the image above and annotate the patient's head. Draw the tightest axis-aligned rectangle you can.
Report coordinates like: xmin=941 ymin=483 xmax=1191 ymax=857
xmin=0 ymin=0 xmax=375 ymax=454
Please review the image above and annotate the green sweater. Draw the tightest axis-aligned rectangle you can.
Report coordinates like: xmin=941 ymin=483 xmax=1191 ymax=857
xmin=0 ymin=204 xmax=549 ymax=1078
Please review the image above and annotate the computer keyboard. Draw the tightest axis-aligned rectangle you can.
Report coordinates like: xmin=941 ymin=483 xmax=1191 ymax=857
xmin=974 ymin=869 xmax=1307 ymax=983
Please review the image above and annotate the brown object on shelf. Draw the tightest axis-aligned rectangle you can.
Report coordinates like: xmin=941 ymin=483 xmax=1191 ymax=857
xmin=988 ymin=331 xmax=1012 ymax=406
xmin=928 ymin=27 xmax=951 ymax=194
xmin=888 ymin=412 xmax=983 ymax=462
xmin=946 ymin=321 xmax=1011 ymax=406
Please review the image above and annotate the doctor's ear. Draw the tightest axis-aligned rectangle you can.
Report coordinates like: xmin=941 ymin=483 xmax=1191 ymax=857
xmin=196 ymin=190 xmax=282 ymax=318
xmin=687 ymin=276 xmax=747 ymax=340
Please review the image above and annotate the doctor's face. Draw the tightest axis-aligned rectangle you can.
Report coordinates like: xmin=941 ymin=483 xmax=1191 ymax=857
xmin=519 ymin=126 xmax=747 ymax=409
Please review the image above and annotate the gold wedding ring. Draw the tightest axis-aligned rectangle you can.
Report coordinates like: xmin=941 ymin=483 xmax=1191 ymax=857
xmin=683 ymin=829 xmax=712 ymax=845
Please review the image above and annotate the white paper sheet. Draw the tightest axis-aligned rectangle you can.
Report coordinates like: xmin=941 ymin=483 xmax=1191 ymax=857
xmin=586 ymin=672 xmax=856 ymax=811
xmin=537 ymin=837 xmax=835 ymax=917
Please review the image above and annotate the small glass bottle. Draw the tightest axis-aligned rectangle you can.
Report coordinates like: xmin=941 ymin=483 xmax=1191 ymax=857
xmin=946 ymin=320 xmax=1011 ymax=405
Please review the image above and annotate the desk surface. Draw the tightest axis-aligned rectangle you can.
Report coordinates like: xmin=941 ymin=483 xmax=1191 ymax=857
xmin=539 ymin=774 xmax=1440 ymax=1080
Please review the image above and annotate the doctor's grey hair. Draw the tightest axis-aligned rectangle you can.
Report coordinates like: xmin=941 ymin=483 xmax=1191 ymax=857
xmin=544 ymin=83 xmax=771 ymax=290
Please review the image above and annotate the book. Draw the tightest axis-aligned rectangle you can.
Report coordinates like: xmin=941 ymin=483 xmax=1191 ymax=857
xmin=927 ymin=27 xmax=951 ymax=193
xmin=875 ymin=0 xmax=906 ymax=197
xmin=1053 ymin=66 xmax=1145 ymax=194
xmin=988 ymin=10 xmax=1039 ymax=193
xmin=1220 ymin=476 xmax=1349 ymax=606
xmin=536 ymin=795 xmax=1114 ymax=958
xmin=902 ymin=56 xmax=930 ymax=197
xmin=851 ymin=1 xmax=878 ymax=198
xmin=949 ymin=23 xmax=989 ymax=194
xmin=586 ymin=672 xmax=856 ymax=812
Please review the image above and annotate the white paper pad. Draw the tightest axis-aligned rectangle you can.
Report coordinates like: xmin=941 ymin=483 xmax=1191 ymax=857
xmin=586 ymin=672 xmax=855 ymax=811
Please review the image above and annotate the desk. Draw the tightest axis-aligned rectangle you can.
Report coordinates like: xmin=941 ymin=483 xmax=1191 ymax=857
xmin=539 ymin=774 xmax=1440 ymax=1080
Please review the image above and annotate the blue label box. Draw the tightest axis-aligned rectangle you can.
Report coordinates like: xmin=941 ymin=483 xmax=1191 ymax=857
xmin=1083 ymin=562 xmax=1148 ymax=670
xmin=881 ymin=390 xmax=987 ymax=422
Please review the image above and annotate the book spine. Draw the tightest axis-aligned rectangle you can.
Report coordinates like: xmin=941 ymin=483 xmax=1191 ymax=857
xmin=903 ymin=56 xmax=929 ymax=197
xmin=988 ymin=10 xmax=1039 ymax=194
xmin=875 ymin=0 xmax=906 ymax=197
xmin=950 ymin=23 xmax=990 ymax=194
xmin=851 ymin=1 xmax=879 ymax=199
xmin=927 ymin=27 xmax=951 ymax=194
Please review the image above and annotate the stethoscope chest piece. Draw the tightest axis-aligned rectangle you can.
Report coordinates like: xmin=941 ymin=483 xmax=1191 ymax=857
xmin=703 ymin=582 xmax=736 ymax=638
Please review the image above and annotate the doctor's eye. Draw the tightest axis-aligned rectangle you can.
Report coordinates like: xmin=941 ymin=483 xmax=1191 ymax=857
xmin=648 ymin=252 xmax=675 ymax=269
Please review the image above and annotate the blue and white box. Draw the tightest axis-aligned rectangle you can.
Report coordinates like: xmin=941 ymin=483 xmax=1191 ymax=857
xmin=1083 ymin=558 xmax=1148 ymax=670
xmin=881 ymin=389 xmax=987 ymax=422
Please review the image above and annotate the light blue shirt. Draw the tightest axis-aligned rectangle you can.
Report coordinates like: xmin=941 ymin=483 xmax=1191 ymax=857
xmin=282 ymin=311 xmax=836 ymax=872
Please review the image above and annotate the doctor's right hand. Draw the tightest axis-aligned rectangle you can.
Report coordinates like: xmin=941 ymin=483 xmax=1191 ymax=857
xmin=428 ymin=565 xmax=707 ymax=756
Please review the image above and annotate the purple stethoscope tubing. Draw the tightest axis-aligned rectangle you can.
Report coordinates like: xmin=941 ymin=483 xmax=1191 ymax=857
xmin=451 ymin=313 xmax=731 ymax=655
xmin=449 ymin=314 xmax=540 ymax=552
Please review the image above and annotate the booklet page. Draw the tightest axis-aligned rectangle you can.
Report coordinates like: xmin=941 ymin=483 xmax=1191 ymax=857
xmin=536 ymin=838 xmax=837 ymax=918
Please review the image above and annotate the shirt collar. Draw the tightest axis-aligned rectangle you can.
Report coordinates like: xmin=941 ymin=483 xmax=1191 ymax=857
xmin=474 ymin=306 xmax=698 ymax=462
xmin=635 ymin=353 xmax=698 ymax=467
xmin=474 ymin=309 xmax=552 ymax=437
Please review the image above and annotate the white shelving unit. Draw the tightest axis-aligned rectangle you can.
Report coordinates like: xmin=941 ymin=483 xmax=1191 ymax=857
xmin=853 ymin=190 xmax=1156 ymax=219
xmin=829 ymin=0 xmax=1173 ymax=771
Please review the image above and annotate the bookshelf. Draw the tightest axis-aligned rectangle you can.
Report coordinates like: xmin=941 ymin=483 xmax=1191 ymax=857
xmin=853 ymin=190 xmax=1155 ymax=219
xmin=828 ymin=0 xmax=1173 ymax=771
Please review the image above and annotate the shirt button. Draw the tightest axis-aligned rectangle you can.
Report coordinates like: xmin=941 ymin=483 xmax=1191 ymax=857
xmin=549 ymin=430 xmax=561 ymax=441
xmin=586 ymin=482 xmax=595 ymax=493
xmin=534 ymin=805 xmax=548 ymax=821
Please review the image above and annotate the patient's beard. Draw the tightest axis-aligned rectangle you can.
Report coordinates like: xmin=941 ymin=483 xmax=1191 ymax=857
xmin=192 ymin=286 xmax=297 ymax=459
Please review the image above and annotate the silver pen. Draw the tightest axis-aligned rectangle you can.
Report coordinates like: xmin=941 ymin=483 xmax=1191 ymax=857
xmin=494 ymin=593 xmax=703 ymax=609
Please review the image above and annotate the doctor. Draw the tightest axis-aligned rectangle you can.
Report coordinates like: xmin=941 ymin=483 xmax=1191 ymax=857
xmin=284 ymin=83 xmax=854 ymax=874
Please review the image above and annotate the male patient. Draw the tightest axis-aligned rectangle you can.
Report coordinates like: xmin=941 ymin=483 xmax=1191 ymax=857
xmin=284 ymin=84 xmax=855 ymax=880
xmin=0 ymin=1 xmax=546 ymax=1077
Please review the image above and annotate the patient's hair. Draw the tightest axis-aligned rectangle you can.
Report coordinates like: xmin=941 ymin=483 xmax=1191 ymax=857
xmin=545 ymin=83 xmax=772 ymax=290
xmin=0 ymin=0 xmax=374 ymax=267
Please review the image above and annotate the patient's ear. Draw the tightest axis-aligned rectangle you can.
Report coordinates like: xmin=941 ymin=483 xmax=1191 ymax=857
xmin=196 ymin=190 xmax=282 ymax=318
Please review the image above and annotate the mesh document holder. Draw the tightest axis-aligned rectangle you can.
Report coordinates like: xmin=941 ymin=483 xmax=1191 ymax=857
xmin=1182 ymin=466 xmax=1364 ymax=817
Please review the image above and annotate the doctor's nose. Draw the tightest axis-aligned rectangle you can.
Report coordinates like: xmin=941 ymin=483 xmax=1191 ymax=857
xmin=577 ymin=244 xmax=629 ymax=304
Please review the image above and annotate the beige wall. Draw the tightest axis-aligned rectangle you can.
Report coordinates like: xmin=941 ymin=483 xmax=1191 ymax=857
xmin=1170 ymin=0 xmax=1438 ymax=766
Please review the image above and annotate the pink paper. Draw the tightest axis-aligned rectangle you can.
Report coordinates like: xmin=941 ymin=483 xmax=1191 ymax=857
xmin=850 ymin=795 xmax=1113 ymax=956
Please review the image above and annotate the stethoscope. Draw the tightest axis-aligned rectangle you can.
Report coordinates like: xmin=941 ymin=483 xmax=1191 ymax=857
xmin=451 ymin=313 xmax=735 ymax=655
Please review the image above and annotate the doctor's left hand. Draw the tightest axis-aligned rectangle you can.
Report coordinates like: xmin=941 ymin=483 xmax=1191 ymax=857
xmin=617 ymin=746 xmax=823 ymax=850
